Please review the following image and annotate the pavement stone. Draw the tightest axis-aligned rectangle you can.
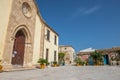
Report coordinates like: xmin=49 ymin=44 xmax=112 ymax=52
xmin=0 ymin=66 xmax=120 ymax=80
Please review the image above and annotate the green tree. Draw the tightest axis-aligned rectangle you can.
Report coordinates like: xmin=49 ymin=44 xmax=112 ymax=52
xmin=75 ymin=57 xmax=82 ymax=65
xmin=90 ymin=51 xmax=103 ymax=65
xmin=58 ymin=52 xmax=65 ymax=64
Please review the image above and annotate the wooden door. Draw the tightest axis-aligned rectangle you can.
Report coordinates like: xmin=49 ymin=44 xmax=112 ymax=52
xmin=12 ymin=30 xmax=25 ymax=65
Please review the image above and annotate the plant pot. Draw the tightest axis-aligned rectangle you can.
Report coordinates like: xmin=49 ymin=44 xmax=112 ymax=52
xmin=112 ymin=61 xmax=116 ymax=66
xmin=54 ymin=64 xmax=57 ymax=67
xmin=98 ymin=61 xmax=103 ymax=66
xmin=118 ymin=61 xmax=120 ymax=65
xmin=40 ymin=64 xmax=45 ymax=69
xmin=94 ymin=63 xmax=99 ymax=66
xmin=116 ymin=61 xmax=120 ymax=65
xmin=76 ymin=63 xmax=81 ymax=66
xmin=0 ymin=65 xmax=2 ymax=72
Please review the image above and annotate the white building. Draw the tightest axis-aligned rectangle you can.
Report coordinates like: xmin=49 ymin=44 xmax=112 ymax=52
xmin=79 ymin=48 xmax=95 ymax=53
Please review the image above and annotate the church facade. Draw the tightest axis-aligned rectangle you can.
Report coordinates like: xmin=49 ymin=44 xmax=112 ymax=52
xmin=0 ymin=0 xmax=59 ymax=71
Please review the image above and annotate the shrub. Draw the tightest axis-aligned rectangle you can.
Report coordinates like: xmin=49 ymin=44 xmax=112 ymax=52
xmin=37 ymin=58 xmax=47 ymax=65
xmin=53 ymin=61 xmax=57 ymax=64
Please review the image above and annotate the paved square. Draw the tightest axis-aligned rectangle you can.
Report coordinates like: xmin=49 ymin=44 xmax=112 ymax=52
xmin=0 ymin=66 xmax=120 ymax=80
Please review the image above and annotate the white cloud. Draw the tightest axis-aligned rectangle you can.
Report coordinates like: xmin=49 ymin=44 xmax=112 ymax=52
xmin=70 ymin=5 xmax=101 ymax=19
xmin=71 ymin=8 xmax=85 ymax=18
xmin=83 ymin=6 xmax=101 ymax=14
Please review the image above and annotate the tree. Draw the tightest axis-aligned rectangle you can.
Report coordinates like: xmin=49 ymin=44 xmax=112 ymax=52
xmin=58 ymin=52 xmax=65 ymax=64
xmin=90 ymin=51 xmax=103 ymax=65
xmin=75 ymin=57 xmax=82 ymax=65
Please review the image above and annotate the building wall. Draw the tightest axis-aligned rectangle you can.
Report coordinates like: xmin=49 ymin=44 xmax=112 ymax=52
xmin=59 ymin=46 xmax=75 ymax=64
xmin=44 ymin=26 xmax=59 ymax=63
xmin=77 ymin=52 xmax=92 ymax=61
xmin=0 ymin=0 xmax=13 ymax=60
xmin=32 ymin=14 xmax=42 ymax=65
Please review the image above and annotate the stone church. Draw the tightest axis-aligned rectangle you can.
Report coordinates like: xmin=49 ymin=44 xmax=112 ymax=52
xmin=0 ymin=0 xmax=59 ymax=71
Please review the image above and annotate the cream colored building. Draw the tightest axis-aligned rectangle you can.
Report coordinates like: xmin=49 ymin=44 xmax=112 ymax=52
xmin=59 ymin=45 xmax=75 ymax=64
xmin=0 ymin=0 xmax=59 ymax=71
xmin=43 ymin=23 xmax=59 ymax=63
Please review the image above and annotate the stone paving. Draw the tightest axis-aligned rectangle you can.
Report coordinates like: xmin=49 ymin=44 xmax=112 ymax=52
xmin=0 ymin=66 xmax=120 ymax=80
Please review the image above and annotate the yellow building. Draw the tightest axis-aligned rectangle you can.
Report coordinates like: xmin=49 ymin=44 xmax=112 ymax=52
xmin=0 ymin=0 xmax=59 ymax=71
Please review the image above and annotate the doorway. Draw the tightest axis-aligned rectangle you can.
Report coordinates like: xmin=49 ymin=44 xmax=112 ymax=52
xmin=103 ymin=55 xmax=109 ymax=65
xmin=11 ymin=30 xmax=25 ymax=65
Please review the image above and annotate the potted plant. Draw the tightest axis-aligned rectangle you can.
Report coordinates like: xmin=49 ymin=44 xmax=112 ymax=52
xmin=75 ymin=57 xmax=82 ymax=66
xmin=53 ymin=61 xmax=57 ymax=67
xmin=46 ymin=62 xmax=50 ymax=66
xmin=99 ymin=57 xmax=103 ymax=65
xmin=0 ymin=60 xmax=2 ymax=72
xmin=37 ymin=58 xmax=47 ymax=69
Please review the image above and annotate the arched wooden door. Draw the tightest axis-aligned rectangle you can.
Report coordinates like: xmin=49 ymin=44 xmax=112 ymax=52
xmin=12 ymin=30 xmax=25 ymax=65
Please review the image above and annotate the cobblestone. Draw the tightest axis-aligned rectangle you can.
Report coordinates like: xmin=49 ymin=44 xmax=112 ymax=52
xmin=0 ymin=66 xmax=120 ymax=80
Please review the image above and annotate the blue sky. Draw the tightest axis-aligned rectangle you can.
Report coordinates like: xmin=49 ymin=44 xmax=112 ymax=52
xmin=36 ymin=0 xmax=120 ymax=52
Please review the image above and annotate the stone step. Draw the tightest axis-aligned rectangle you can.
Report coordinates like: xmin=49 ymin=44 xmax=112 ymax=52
xmin=3 ymin=66 xmax=37 ymax=72
xmin=11 ymin=67 xmax=37 ymax=72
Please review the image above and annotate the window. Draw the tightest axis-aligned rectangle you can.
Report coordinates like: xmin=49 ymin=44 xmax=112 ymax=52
xmin=54 ymin=51 xmax=57 ymax=61
xmin=22 ymin=2 xmax=32 ymax=17
xmin=46 ymin=29 xmax=50 ymax=41
xmin=54 ymin=35 xmax=57 ymax=45
xmin=46 ymin=49 xmax=49 ymax=61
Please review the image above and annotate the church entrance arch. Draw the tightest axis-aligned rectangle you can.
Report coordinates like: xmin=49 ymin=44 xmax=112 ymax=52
xmin=12 ymin=30 xmax=25 ymax=65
